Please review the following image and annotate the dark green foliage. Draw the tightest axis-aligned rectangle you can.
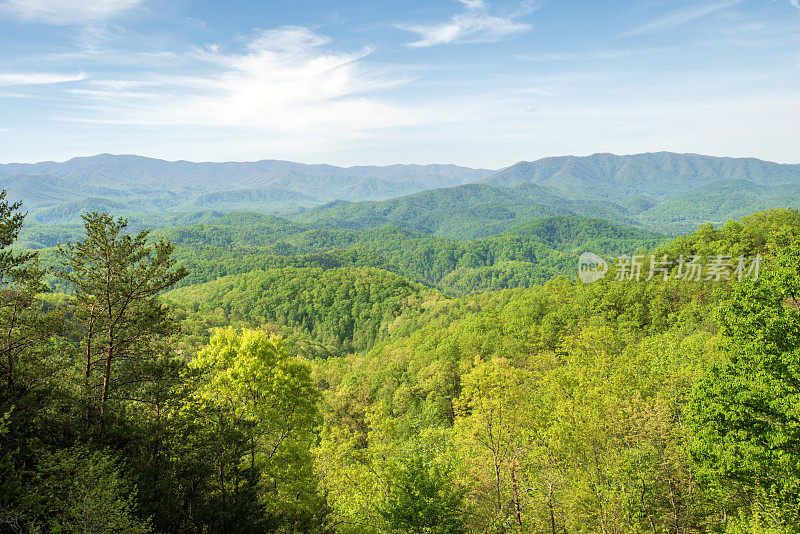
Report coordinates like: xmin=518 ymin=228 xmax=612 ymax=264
xmin=379 ymin=455 xmax=466 ymax=534
xmin=176 ymin=186 xmax=322 ymax=213
xmin=0 ymin=189 xmax=35 ymax=282
xmin=689 ymin=240 xmax=800 ymax=532
xmin=7 ymin=173 xmax=800 ymax=534
xmin=158 ymin=215 xmax=664 ymax=296
xmin=23 ymin=445 xmax=151 ymax=533
xmin=1 ymin=196 xmax=332 ymax=533
xmin=295 ymin=183 xmax=635 ymax=240
xmin=57 ymin=212 xmax=189 ymax=438
xmin=167 ymin=266 xmax=432 ymax=352
xmin=0 ymin=191 xmax=70 ymax=529
xmin=154 ymin=212 xmax=305 ymax=248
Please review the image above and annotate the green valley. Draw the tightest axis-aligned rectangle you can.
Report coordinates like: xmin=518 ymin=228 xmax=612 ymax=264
xmin=3 ymin=170 xmax=800 ymax=534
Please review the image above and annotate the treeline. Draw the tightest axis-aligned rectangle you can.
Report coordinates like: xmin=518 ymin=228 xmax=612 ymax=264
xmin=0 ymin=196 xmax=330 ymax=532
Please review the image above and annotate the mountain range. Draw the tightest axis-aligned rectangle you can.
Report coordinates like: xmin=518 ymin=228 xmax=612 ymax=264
xmin=3 ymin=151 xmax=800 ymax=234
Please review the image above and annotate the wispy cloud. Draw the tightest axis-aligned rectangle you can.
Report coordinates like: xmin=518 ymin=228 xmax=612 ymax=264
xmin=621 ymin=0 xmax=742 ymax=37
xmin=66 ymin=27 xmax=426 ymax=134
xmin=398 ymin=0 xmax=535 ymax=47
xmin=0 ymin=71 xmax=86 ymax=86
xmin=0 ymin=0 xmax=142 ymax=25
xmin=791 ymin=0 xmax=800 ymax=10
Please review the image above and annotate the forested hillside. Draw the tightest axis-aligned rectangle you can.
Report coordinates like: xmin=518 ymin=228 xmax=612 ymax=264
xmin=24 ymin=212 xmax=666 ymax=295
xmin=298 ymin=173 xmax=800 ymax=236
xmin=167 ymin=266 xmax=435 ymax=353
xmin=0 ymin=154 xmax=493 ymax=220
xmin=5 ymin=152 xmax=800 ymax=233
xmin=3 ymin=181 xmax=800 ymax=533
xmin=160 ymin=215 xmax=667 ymax=294
xmin=486 ymin=152 xmax=800 ymax=193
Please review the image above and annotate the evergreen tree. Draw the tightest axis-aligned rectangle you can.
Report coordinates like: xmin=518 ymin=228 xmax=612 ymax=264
xmin=58 ymin=212 xmax=188 ymax=438
xmin=0 ymin=189 xmax=59 ymax=394
xmin=0 ymin=190 xmax=65 ymax=528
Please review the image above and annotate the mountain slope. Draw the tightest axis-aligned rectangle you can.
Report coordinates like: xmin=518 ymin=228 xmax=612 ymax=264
xmin=176 ymin=186 xmax=322 ymax=213
xmin=295 ymin=183 xmax=637 ymax=239
xmin=0 ymin=154 xmax=494 ymax=204
xmin=165 ymin=266 xmax=435 ymax=352
xmin=4 ymin=152 xmax=800 ymax=232
xmin=635 ymin=180 xmax=800 ymax=228
xmin=485 ymin=152 xmax=800 ymax=197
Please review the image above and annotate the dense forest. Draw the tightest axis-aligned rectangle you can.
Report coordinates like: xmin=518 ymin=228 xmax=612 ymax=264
xmin=2 ymin=185 xmax=800 ymax=534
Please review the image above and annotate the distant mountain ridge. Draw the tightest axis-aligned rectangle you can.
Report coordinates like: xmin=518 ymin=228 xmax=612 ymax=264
xmin=3 ymin=152 xmax=800 ymax=233
xmin=0 ymin=154 xmax=493 ymax=198
xmin=485 ymin=152 xmax=800 ymax=196
xmin=297 ymin=153 xmax=800 ymax=236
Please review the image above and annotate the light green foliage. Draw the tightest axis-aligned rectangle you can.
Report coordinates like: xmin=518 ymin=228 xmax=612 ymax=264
xmin=7 ymin=178 xmax=800 ymax=534
xmin=185 ymin=327 xmax=325 ymax=530
xmin=660 ymin=208 xmax=800 ymax=258
xmin=453 ymin=356 xmax=536 ymax=532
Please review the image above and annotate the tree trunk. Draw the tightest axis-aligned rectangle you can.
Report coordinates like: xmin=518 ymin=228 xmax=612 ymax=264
xmin=494 ymin=456 xmax=503 ymax=515
xmin=548 ymin=483 xmax=557 ymax=534
xmin=98 ymin=329 xmax=113 ymax=438
xmin=511 ymin=461 xmax=523 ymax=528
xmin=84 ymin=307 xmax=95 ymax=433
xmin=641 ymin=480 xmax=656 ymax=534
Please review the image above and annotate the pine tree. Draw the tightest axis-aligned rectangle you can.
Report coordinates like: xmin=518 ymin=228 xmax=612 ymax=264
xmin=0 ymin=189 xmax=53 ymax=391
xmin=58 ymin=212 xmax=187 ymax=438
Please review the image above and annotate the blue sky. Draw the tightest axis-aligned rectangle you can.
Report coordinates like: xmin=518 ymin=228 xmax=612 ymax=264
xmin=0 ymin=0 xmax=798 ymax=167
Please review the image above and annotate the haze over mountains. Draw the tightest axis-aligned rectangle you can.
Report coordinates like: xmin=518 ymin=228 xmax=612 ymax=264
xmin=0 ymin=155 xmax=492 ymax=212
xmin=3 ymin=151 xmax=800 ymax=234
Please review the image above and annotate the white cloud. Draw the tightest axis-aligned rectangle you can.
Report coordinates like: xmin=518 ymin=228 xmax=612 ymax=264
xmin=0 ymin=0 xmax=141 ymax=24
xmin=792 ymin=0 xmax=800 ymax=10
xmin=0 ymin=71 xmax=86 ymax=85
xmin=621 ymin=0 xmax=742 ymax=37
xmin=398 ymin=0 xmax=534 ymax=47
xmin=67 ymin=27 xmax=429 ymax=134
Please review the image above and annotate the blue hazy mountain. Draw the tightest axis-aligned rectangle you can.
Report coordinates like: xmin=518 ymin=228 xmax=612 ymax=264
xmin=3 ymin=152 xmax=800 ymax=234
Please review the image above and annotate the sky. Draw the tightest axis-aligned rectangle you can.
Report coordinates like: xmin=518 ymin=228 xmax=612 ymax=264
xmin=0 ymin=0 xmax=798 ymax=168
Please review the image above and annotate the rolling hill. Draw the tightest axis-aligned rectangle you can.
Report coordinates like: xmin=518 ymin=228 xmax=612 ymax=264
xmin=296 ymin=158 xmax=800 ymax=236
xmin=294 ymin=182 xmax=636 ymax=239
xmin=4 ymin=152 xmax=800 ymax=233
